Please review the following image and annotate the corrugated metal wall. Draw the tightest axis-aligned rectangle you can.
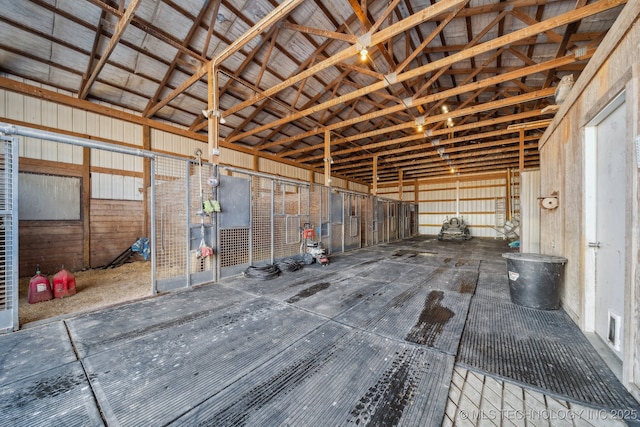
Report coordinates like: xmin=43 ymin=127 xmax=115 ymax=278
xmin=408 ymin=173 xmax=518 ymax=238
xmin=1 ymin=82 xmax=365 ymax=194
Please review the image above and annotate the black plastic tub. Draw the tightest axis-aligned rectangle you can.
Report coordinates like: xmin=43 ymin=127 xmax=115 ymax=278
xmin=501 ymin=253 xmax=568 ymax=310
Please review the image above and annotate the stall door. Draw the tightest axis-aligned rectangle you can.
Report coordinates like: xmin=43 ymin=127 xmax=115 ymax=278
xmin=0 ymin=136 xmax=18 ymax=332
xmin=219 ymin=175 xmax=251 ymax=278
xmin=344 ymin=194 xmax=361 ymax=251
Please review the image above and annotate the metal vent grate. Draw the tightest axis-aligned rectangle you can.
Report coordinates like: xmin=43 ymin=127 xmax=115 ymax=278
xmin=220 ymin=228 xmax=249 ymax=268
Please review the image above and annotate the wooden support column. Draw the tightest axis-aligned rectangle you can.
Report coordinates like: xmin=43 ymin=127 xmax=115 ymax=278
xmin=82 ymin=147 xmax=91 ymax=268
xmin=372 ymin=155 xmax=378 ymax=195
xmin=519 ymin=127 xmax=525 ymax=171
xmin=506 ymin=168 xmax=512 ymax=221
xmin=309 ymin=169 xmax=315 ymax=184
xmin=414 ymin=178 xmax=419 ymax=203
xmin=142 ymin=126 xmax=151 ymax=238
xmin=398 ymin=170 xmax=403 ymax=201
xmin=208 ymin=66 xmax=220 ymax=165
xmin=324 ymin=129 xmax=331 ymax=186
xmin=253 ymin=153 xmax=259 ymax=171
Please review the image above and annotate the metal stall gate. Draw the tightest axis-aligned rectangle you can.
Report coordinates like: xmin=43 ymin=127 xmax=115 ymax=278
xmin=310 ymin=184 xmax=330 ymax=253
xmin=1 ymin=124 xmax=157 ymax=329
xmin=376 ymin=199 xmax=386 ymax=243
xmin=218 ymin=174 xmax=251 ymax=278
xmin=0 ymin=136 xmax=18 ymax=332
xmin=273 ymin=180 xmax=310 ymax=261
xmin=361 ymin=195 xmax=375 ymax=248
xmin=409 ymin=203 xmax=418 ymax=237
xmin=342 ymin=192 xmax=362 ymax=251
xmin=219 ymin=168 xmax=311 ymax=274
xmin=329 ymin=190 xmax=344 ymax=253
xmin=400 ymin=203 xmax=415 ymax=239
xmin=154 ymin=156 xmax=219 ymax=291
xmin=389 ymin=201 xmax=399 ymax=241
xmin=153 ymin=160 xmax=423 ymax=290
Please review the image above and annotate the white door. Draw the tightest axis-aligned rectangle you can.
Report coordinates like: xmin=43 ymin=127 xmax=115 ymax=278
xmin=586 ymin=95 xmax=626 ymax=359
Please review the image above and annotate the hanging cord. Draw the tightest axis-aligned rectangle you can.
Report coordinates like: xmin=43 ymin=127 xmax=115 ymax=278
xmin=194 ymin=148 xmax=212 ymax=258
xmin=243 ymin=264 xmax=281 ymax=280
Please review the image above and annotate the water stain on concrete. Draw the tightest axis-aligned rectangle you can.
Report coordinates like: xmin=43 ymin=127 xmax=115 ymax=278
xmin=405 ymin=290 xmax=454 ymax=346
xmin=286 ymin=282 xmax=331 ymax=303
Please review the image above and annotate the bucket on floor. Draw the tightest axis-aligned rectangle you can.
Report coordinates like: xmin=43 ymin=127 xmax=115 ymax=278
xmin=28 ymin=266 xmax=53 ymax=304
xmin=53 ymin=267 xmax=76 ymax=298
xmin=502 ymin=253 xmax=567 ymax=310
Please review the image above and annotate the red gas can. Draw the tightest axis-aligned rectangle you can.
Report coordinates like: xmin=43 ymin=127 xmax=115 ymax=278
xmin=53 ymin=267 xmax=76 ymax=298
xmin=28 ymin=266 xmax=53 ymax=304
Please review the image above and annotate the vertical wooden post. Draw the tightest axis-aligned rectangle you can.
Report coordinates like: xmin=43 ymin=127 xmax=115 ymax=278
xmin=143 ymin=125 xmax=152 ymax=239
xmin=414 ymin=178 xmax=419 ymax=203
xmin=372 ymin=155 xmax=378 ymax=195
xmin=208 ymin=65 xmax=220 ymax=165
xmin=398 ymin=170 xmax=403 ymax=201
xmin=324 ymin=129 xmax=331 ymax=187
xmin=506 ymin=168 xmax=512 ymax=221
xmin=82 ymin=147 xmax=91 ymax=268
xmin=253 ymin=153 xmax=259 ymax=171
xmin=309 ymin=168 xmax=315 ymax=184
xmin=519 ymin=128 xmax=525 ymax=171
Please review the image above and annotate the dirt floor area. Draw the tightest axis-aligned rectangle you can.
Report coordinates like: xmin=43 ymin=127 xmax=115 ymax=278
xmin=18 ymin=261 xmax=151 ymax=326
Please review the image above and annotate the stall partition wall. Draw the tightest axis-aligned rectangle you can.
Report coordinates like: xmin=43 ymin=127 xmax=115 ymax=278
xmin=0 ymin=135 xmax=18 ymax=332
xmin=0 ymin=124 xmax=155 ymax=333
xmin=0 ymin=124 xmax=419 ymax=316
xmin=153 ymin=164 xmax=419 ymax=291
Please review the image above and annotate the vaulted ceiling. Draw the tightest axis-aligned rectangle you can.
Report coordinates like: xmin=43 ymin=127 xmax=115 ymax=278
xmin=0 ymin=0 xmax=628 ymax=184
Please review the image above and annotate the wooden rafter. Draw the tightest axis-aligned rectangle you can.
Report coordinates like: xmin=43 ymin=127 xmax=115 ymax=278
xmin=228 ymin=0 xmax=616 ymax=145
xmin=79 ymin=0 xmax=142 ymax=100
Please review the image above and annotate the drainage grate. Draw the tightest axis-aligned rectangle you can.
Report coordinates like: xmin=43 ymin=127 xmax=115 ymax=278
xmin=458 ymin=295 xmax=640 ymax=410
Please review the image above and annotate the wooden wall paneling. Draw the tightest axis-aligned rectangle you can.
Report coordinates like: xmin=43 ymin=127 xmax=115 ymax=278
xmin=19 ymin=221 xmax=84 ymax=275
xmin=89 ymin=199 xmax=144 ymax=268
xmin=19 ymin=158 xmax=83 ymax=177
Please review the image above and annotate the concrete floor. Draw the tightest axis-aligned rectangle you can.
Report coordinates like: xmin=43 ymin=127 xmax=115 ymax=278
xmin=0 ymin=237 xmax=637 ymax=426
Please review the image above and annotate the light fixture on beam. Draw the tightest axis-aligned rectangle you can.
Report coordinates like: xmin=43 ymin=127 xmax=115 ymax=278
xmin=201 ymin=109 xmax=226 ymax=124
xmin=357 ymin=33 xmax=371 ymax=62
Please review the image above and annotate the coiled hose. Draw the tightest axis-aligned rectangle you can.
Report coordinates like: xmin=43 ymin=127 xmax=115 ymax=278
xmin=275 ymin=258 xmax=304 ymax=273
xmin=243 ymin=264 xmax=280 ymax=280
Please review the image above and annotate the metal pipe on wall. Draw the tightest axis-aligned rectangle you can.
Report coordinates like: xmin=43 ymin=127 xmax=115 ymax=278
xmin=207 ymin=0 xmax=305 ymax=163
xmin=0 ymin=123 xmax=155 ymax=158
